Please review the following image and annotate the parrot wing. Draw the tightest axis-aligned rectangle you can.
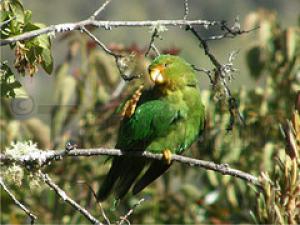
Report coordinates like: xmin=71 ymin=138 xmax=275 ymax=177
xmin=97 ymin=97 xmax=181 ymax=201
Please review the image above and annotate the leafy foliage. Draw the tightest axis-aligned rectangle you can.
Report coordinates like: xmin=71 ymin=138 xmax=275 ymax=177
xmin=0 ymin=62 xmax=21 ymax=97
xmin=0 ymin=0 xmax=53 ymax=97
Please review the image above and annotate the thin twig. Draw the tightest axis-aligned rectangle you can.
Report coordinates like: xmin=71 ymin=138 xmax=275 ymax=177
xmin=81 ymin=26 xmax=121 ymax=58
xmin=205 ymin=22 xmax=259 ymax=41
xmin=187 ymin=25 xmax=246 ymax=129
xmin=40 ymin=173 xmax=102 ymax=225
xmin=205 ymin=27 xmax=259 ymax=41
xmin=0 ymin=177 xmax=37 ymax=224
xmin=192 ymin=65 xmax=214 ymax=84
xmin=145 ymin=28 xmax=159 ymax=57
xmin=151 ymin=44 xmax=160 ymax=56
xmin=81 ymin=26 xmax=141 ymax=82
xmin=183 ymin=0 xmax=189 ymax=20
xmin=77 ymin=181 xmax=111 ymax=225
xmin=98 ymin=202 xmax=110 ymax=225
xmin=187 ymin=26 xmax=221 ymax=69
xmin=90 ymin=0 xmax=113 ymax=19
xmin=0 ymin=19 xmax=219 ymax=46
xmin=117 ymin=198 xmax=145 ymax=225
xmin=0 ymin=148 xmax=261 ymax=188
xmin=111 ymin=79 xmax=127 ymax=99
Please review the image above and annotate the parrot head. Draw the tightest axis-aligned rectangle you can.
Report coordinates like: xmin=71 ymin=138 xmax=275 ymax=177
xmin=148 ymin=54 xmax=197 ymax=92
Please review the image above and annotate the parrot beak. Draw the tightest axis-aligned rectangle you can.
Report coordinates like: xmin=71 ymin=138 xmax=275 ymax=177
xmin=149 ymin=67 xmax=165 ymax=84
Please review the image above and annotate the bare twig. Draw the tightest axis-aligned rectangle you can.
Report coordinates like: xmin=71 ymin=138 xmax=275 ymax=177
xmin=81 ymin=26 xmax=121 ymax=58
xmin=205 ymin=27 xmax=258 ymax=41
xmin=98 ymin=202 xmax=110 ymax=225
xmin=0 ymin=19 xmax=219 ymax=46
xmin=0 ymin=177 xmax=37 ymax=224
xmin=81 ymin=26 xmax=141 ymax=82
xmin=77 ymin=181 xmax=111 ymax=225
xmin=205 ymin=19 xmax=259 ymax=41
xmin=183 ymin=0 xmax=189 ymax=20
xmin=111 ymin=79 xmax=127 ymax=99
xmin=40 ymin=173 xmax=102 ymax=225
xmin=0 ymin=148 xmax=261 ymax=188
xmin=117 ymin=198 xmax=145 ymax=225
xmin=187 ymin=26 xmax=221 ymax=69
xmin=192 ymin=65 xmax=214 ymax=84
xmin=145 ymin=28 xmax=159 ymax=57
xmin=151 ymin=44 xmax=160 ymax=56
xmin=187 ymin=25 xmax=245 ymax=130
xmin=81 ymin=26 xmax=137 ymax=82
xmin=90 ymin=0 xmax=113 ymax=19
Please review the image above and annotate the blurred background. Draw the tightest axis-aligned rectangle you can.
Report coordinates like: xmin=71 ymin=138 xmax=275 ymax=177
xmin=1 ymin=0 xmax=300 ymax=224
xmin=2 ymin=0 xmax=300 ymax=123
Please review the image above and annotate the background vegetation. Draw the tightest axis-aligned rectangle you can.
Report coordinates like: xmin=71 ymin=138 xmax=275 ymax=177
xmin=1 ymin=0 xmax=299 ymax=224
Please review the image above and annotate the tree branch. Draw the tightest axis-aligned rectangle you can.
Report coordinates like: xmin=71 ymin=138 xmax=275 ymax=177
xmin=187 ymin=25 xmax=245 ymax=130
xmin=0 ymin=19 xmax=219 ymax=46
xmin=0 ymin=177 xmax=37 ymax=224
xmin=0 ymin=148 xmax=261 ymax=188
xmin=40 ymin=172 xmax=102 ymax=225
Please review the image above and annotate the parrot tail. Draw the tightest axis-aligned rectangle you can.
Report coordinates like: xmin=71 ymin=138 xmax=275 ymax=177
xmin=97 ymin=157 xmax=124 ymax=201
xmin=97 ymin=157 xmax=146 ymax=201
xmin=132 ymin=161 xmax=171 ymax=195
xmin=115 ymin=158 xmax=146 ymax=199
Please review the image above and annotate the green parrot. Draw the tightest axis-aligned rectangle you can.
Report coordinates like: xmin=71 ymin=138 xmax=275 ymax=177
xmin=97 ymin=54 xmax=205 ymax=201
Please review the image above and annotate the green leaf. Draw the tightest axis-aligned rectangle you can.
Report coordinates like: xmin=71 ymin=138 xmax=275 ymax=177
xmin=0 ymin=12 xmax=11 ymax=39
xmin=0 ymin=62 xmax=22 ymax=98
xmin=36 ymin=34 xmax=51 ymax=49
xmin=249 ymin=210 xmax=259 ymax=224
xmin=24 ymin=10 xmax=32 ymax=24
xmin=9 ymin=0 xmax=25 ymax=23
xmin=26 ymin=45 xmax=42 ymax=64
xmin=24 ymin=23 xmax=51 ymax=49
xmin=0 ymin=11 xmax=9 ymax=22
xmin=9 ymin=19 xmax=22 ymax=36
xmin=41 ymin=48 xmax=53 ymax=74
xmin=23 ymin=22 xmax=41 ymax=32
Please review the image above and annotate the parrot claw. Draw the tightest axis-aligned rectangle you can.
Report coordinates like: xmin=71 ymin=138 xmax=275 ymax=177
xmin=162 ymin=149 xmax=172 ymax=165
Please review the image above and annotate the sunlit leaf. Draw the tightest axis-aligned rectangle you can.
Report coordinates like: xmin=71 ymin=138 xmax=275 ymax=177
xmin=24 ymin=10 xmax=32 ymax=24
xmin=41 ymin=48 xmax=53 ymax=74
xmin=8 ymin=0 xmax=25 ymax=23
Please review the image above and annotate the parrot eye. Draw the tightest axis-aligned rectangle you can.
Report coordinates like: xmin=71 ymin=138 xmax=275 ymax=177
xmin=164 ymin=63 xmax=170 ymax=68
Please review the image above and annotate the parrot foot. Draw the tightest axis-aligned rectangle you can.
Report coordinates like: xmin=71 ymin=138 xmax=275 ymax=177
xmin=162 ymin=149 xmax=172 ymax=165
